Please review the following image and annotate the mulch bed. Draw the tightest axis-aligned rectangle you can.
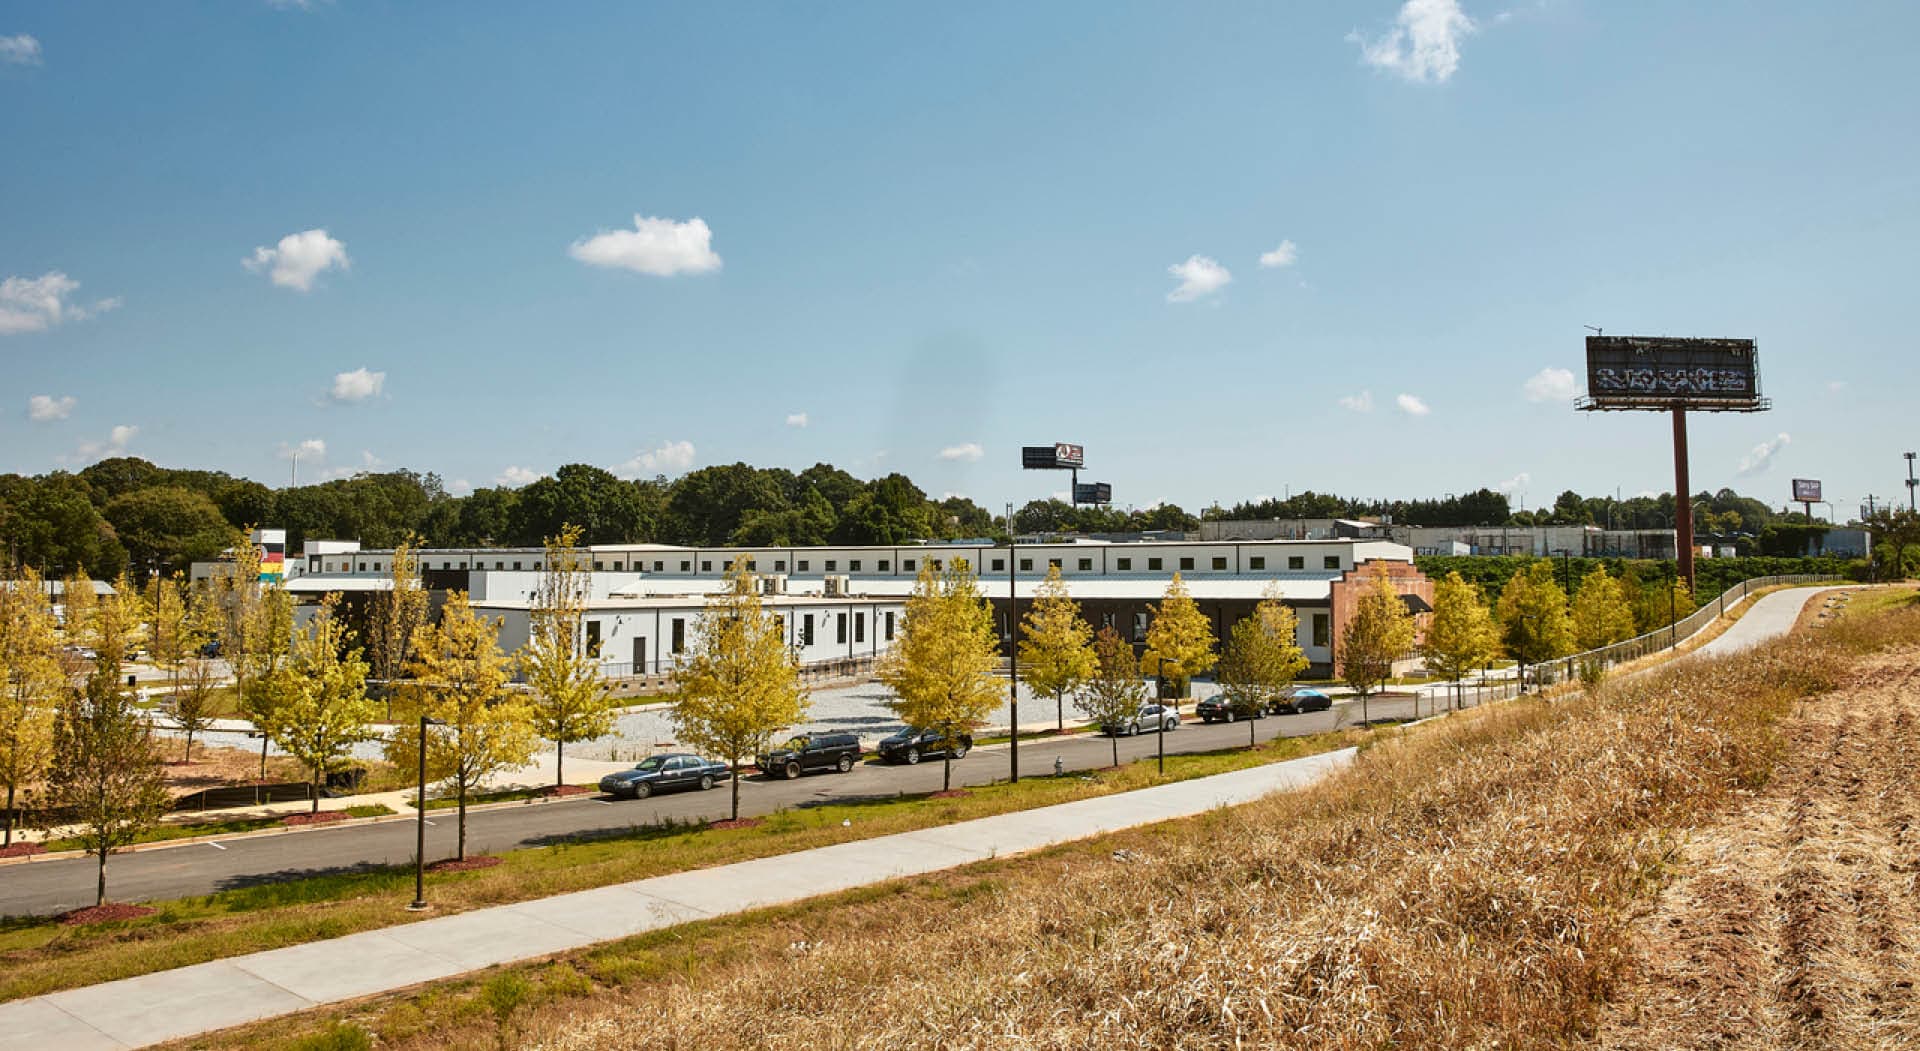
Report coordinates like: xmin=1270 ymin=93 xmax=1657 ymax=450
xmin=929 ymin=790 xmax=973 ymax=800
xmin=536 ymin=785 xmax=593 ymax=798
xmin=708 ymin=818 xmax=764 ymax=831
xmin=0 ymin=842 xmax=47 ymax=858
xmin=59 ymin=903 xmax=157 ymax=925
xmin=282 ymin=811 xmax=350 ymax=827
xmin=425 ymin=855 xmax=503 ymax=873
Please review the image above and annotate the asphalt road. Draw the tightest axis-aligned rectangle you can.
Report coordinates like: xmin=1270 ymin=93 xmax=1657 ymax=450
xmin=0 ymin=693 xmax=1453 ymax=918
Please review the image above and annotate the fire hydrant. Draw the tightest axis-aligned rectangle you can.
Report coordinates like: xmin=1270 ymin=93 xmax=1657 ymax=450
xmin=1053 ymin=755 xmax=1064 ymax=777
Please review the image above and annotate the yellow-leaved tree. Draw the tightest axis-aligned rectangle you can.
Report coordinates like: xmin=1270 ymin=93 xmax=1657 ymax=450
xmin=1017 ymin=564 xmax=1096 ymax=732
xmin=387 ymin=593 xmax=535 ymax=861
xmin=877 ymin=560 xmax=1001 ymax=791
xmin=1 ymin=566 xmax=63 ymax=847
xmin=1422 ymin=571 xmax=1501 ymax=711
xmin=521 ymin=525 xmax=616 ymax=789
xmin=673 ymin=564 xmax=811 ymax=820
xmin=1571 ymin=566 xmax=1637 ymax=651
xmin=1141 ymin=573 xmax=1217 ymax=701
xmin=260 ymin=598 xmax=380 ymax=813
xmin=1076 ymin=626 xmax=1147 ymax=768
xmin=368 ymin=534 xmax=429 ymax=720
xmin=1216 ymin=586 xmax=1308 ymax=747
xmin=1339 ymin=562 xmax=1417 ymax=725
xmin=1495 ymin=560 xmax=1575 ymax=691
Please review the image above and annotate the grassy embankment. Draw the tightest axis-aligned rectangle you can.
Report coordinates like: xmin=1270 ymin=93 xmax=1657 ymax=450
xmin=185 ymin=588 xmax=1920 ymax=1051
xmin=0 ymin=724 xmax=1372 ymax=1004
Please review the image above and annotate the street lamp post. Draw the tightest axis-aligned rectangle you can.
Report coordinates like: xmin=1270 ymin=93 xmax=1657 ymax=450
xmin=1906 ymin=452 xmax=1917 ymax=512
xmin=1007 ymin=539 xmax=1018 ymax=784
xmin=408 ymin=714 xmax=445 ymax=911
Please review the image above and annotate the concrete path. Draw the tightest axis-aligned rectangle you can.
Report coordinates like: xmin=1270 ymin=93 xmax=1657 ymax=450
xmin=0 ymin=748 xmax=1353 ymax=1050
xmin=1691 ymin=585 xmax=1846 ymax=659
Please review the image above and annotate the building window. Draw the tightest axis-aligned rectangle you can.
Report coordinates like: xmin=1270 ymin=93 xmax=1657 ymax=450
xmin=1312 ymin=613 xmax=1330 ymax=648
xmin=723 ymin=560 xmax=734 ymax=572
xmin=878 ymin=560 xmax=891 ymax=572
xmin=613 ymin=561 xmax=625 ymax=571
xmin=775 ymin=560 xmax=787 ymax=572
xmin=594 ymin=561 xmax=604 ymax=572
xmin=513 ymin=561 xmax=522 ymax=571
xmin=1048 ymin=558 xmax=1062 ymax=569
xmin=849 ymin=559 xmax=862 ymax=572
xmin=1211 ymin=557 xmax=1227 ymax=571
xmin=679 ymin=561 xmax=690 ymax=572
xmin=991 ymin=558 xmax=1006 ymax=572
xmin=1117 ymin=557 xmax=1132 ymax=571
xmin=1249 ymin=556 xmax=1266 ymax=570
xmin=533 ymin=562 xmax=541 ymax=571
xmin=903 ymin=559 xmax=916 ymax=571
xmin=1078 ymin=558 xmax=1093 ymax=571
xmin=654 ymin=561 xmax=664 ymax=572
xmin=855 ymin=612 xmax=866 ymax=643
xmin=1019 ymin=558 xmax=1033 ymax=572
xmin=1179 ymin=557 xmax=1195 ymax=571
xmin=585 ymin=621 xmax=601 ymax=654
xmin=932 ymin=560 xmax=943 ymax=571
xmin=826 ymin=560 xmax=837 ymax=572
xmin=374 ymin=563 xmax=384 ymax=573
xmin=495 ymin=561 xmax=505 ymax=570
xmin=358 ymin=562 xmax=367 ymax=572
xmin=798 ymin=560 xmax=810 ymax=572
xmin=802 ymin=614 xmax=815 ymax=646
xmin=671 ymin=618 xmax=686 ymax=654
xmin=1148 ymin=557 xmax=1163 ymax=571
xmin=702 ymin=561 xmax=713 ymax=572
xmin=836 ymin=613 xmax=847 ymax=644
xmin=1324 ymin=556 xmax=1341 ymax=570
xmin=1288 ymin=556 xmax=1305 ymax=570
xmin=1133 ymin=612 xmax=1149 ymax=640
xmin=747 ymin=560 xmax=757 ymax=571
xmin=885 ymin=611 xmax=896 ymax=640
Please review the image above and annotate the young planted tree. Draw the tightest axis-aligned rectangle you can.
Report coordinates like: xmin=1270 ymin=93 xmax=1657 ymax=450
xmin=60 ymin=569 xmax=97 ymax=646
xmin=1495 ymin=560 xmax=1575 ymax=691
xmin=673 ymin=564 xmax=811 ymax=820
xmin=166 ymin=583 xmax=223 ymax=762
xmin=144 ymin=573 xmax=194 ymax=701
xmin=1216 ymin=591 xmax=1308 ymax=746
xmin=521 ymin=525 xmax=616 ymax=790
xmin=1017 ymin=564 xmax=1096 ymax=732
xmin=46 ymin=584 xmax=169 ymax=906
xmin=1 ymin=566 xmax=62 ymax=846
xmin=1422 ymin=571 xmax=1501 ymax=712
xmin=1140 ymin=573 xmax=1217 ymax=701
xmin=876 ymin=560 xmax=1001 ymax=791
xmin=1076 ymin=627 xmax=1147 ymax=768
xmin=1339 ymin=562 xmax=1418 ymax=725
xmin=1571 ymin=566 xmax=1637 ymax=651
xmin=368 ymin=534 xmax=429 ymax=719
xmin=387 ymin=593 xmax=535 ymax=860
xmin=261 ymin=598 xmax=380 ymax=812
xmin=235 ymin=583 xmax=296 ymax=782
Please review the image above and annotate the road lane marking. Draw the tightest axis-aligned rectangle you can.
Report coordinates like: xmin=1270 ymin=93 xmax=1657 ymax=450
xmin=206 ymin=841 xmax=226 ymax=850
xmin=590 ymin=799 xmax=613 ymax=806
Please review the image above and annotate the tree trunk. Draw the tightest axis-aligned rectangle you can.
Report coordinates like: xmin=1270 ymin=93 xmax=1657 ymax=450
xmin=730 ymin=766 xmax=740 ymax=822
xmin=555 ymin=739 xmax=564 ymax=789
xmin=942 ymin=752 xmax=952 ymax=792
xmin=311 ymin=768 xmax=322 ymax=814
xmin=259 ymin=735 xmax=268 ymax=781
xmin=183 ymin=730 xmax=193 ymax=763
xmin=456 ymin=779 xmax=468 ymax=861
xmin=1055 ymin=691 xmax=1063 ymax=733
xmin=4 ymin=781 xmax=14 ymax=847
xmin=1110 ymin=734 xmax=1118 ymax=769
xmin=96 ymin=845 xmax=108 ymax=907
xmin=1362 ymin=691 xmax=1370 ymax=726
xmin=1248 ymin=709 xmax=1256 ymax=748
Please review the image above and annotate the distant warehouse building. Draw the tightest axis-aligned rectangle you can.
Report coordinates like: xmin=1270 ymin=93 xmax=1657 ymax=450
xmin=1202 ymin=519 xmax=1677 ymax=559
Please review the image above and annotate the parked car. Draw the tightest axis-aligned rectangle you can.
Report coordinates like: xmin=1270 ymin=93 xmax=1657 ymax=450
xmin=1196 ymin=694 xmax=1265 ymax=723
xmin=1274 ymin=688 xmax=1333 ymax=714
xmin=877 ymin=726 xmax=973 ymax=764
xmin=757 ymin=732 xmax=863 ymax=779
xmin=1102 ymin=702 xmax=1181 ymax=736
xmin=599 ymin=753 xmax=729 ymax=799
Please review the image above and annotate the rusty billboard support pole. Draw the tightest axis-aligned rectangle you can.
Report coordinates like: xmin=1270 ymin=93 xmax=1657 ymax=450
xmin=1672 ymin=406 xmax=1693 ymax=592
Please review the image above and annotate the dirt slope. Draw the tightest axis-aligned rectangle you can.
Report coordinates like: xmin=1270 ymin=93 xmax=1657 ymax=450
xmin=1596 ymin=649 xmax=1920 ymax=1050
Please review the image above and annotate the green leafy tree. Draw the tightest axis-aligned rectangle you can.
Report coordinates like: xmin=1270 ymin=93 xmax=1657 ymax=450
xmin=1339 ymin=562 xmax=1418 ymax=724
xmin=876 ymin=560 xmax=1001 ymax=790
xmin=368 ymin=535 xmax=429 ymax=718
xmin=1217 ymin=589 xmax=1308 ymax=746
xmin=1017 ymin=565 xmax=1096 ymax=732
xmin=46 ymin=584 xmax=169 ymax=906
xmin=521 ymin=525 xmax=616 ymax=788
xmin=1570 ymin=566 xmax=1637 ymax=651
xmin=1141 ymin=573 xmax=1217 ymax=699
xmin=1422 ymin=572 xmax=1501 ymax=711
xmin=102 ymin=487 xmax=232 ymax=574
xmin=672 ymin=564 xmax=811 ymax=820
xmin=260 ymin=598 xmax=380 ymax=812
xmin=1076 ymin=627 xmax=1147 ymax=768
xmin=1 ymin=565 xmax=63 ymax=846
xmin=1496 ymin=560 xmax=1575 ymax=690
xmin=387 ymin=593 xmax=535 ymax=860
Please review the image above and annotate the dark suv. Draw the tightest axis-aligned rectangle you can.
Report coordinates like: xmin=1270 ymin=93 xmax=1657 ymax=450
xmin=1196 ymin=694 xmax=1264 ymax=724
xmin=757 ymin=732 xmax=862 ymax=779
xmin=877 ymin=726 xmax=972 ymax=764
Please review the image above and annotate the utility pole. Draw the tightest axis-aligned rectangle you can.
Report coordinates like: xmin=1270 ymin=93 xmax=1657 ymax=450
xmin=1906 ymin=452 xmax=1916 ymax=512
xmin=1007 ymin=538 xmax=1018 ymax=784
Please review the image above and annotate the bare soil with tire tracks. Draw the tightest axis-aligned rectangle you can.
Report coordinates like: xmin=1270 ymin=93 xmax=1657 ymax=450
xmin=1596 ymin=646 xmax=1920 ymax=1050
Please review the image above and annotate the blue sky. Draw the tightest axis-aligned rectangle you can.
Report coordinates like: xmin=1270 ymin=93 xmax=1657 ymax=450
xmin=3 ymin=1 xmax=1915 ymax=519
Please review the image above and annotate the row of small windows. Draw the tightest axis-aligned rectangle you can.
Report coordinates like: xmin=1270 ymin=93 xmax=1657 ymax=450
xmin=332 ymin=553 xmax=1342 ymax=576
xmin=652 ymin=609 xmax=897 ymax=658
xmin=990 ymin=554 xmax=1341 ymax=573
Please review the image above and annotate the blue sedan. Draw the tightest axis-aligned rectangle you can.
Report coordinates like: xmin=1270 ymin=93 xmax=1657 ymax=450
xmin=598 ymin=753 xmax=729 ymax=799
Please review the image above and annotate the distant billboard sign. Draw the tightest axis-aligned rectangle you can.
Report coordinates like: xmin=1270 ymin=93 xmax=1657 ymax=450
xmin=1021 ymin=443 xmax=1086 ymax=470
xmin=1073 ymin=482 xmax=1112 ymax=505
xmin=1581 ymin=336 xmax=1764 ymax=411
xmin=1792 ymin=478 xmax=1823 ymax=503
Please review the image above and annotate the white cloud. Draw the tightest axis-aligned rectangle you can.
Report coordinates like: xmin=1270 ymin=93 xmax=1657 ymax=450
xmin=1737 ymin=432 xmax=1791 ymax=476
xmin=76 ymin=424 xmax=138 ymax=461
xmin=618 ymin=440 xmax=697 ymax=477
xmin=0 ymin=271 xmax=119 ymax=335
xmin=1165 ymin=255 xmax=1231 ymax=303
xmin=278 ymin=438 xmax=326 ymax=461
xmin=244 ymin=229 xmax=350 ymax=292
xmin=27 ymin=394 xmax=75 ymax=422
xmin=1338 ymin=390 xmax=1374 ymax=413
xmin=1395 ymin=393 xmax=1431 ymax=416
xmin=569 ymin=215 xmax=722 ymax=276
xmin=496 ymin=465 xmax=542 ymax=487
xmin=938 ymin=442 xmax=985 ymax=462
xmin=1258 ymin=240 xmax=1299 ymax=268
xmin=450 ymin=478 xmax=473 ymax=495
xmin=785 ymin=412 xmax=809 ymax=428
xmin=1827 ymin=380 xmax=1846 ymax=393
xmin=0 ymin=33 xmax=41 ymax=65
xmin=1496 ymin=471 xmax=1530 ymax=495
xmin=328 ymin=367 xmax=386 ymax=403
xmin=1352 ymin=0 xmax=1476 ymax=84
xmin=1522 ymin=367 xmax=1579 ymax=403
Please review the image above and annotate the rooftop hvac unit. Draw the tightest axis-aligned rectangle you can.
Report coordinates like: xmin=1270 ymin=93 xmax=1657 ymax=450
xmin=761 ymin=574 xmax=788 ymax=596
xmin=823 ymin=574 xmax=851 ymax=597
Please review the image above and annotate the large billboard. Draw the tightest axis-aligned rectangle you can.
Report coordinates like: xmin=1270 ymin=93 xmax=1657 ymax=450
xmin=1073 ymin=482 xmax=1113 ymax=505
xmin=1581 ymin=336 xmax=1763 ymax=411
xmin=1021 ymin=443 xmax=1085 ymax=469
xmin=1792 ymin=478 xmax=1823 ymax=503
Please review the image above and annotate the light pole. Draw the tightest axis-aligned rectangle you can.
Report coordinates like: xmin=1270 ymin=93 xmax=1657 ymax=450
xmin=408 ymin=714 xmax=445 ymax=911
xmin=1007 ymin=538 xmax=1018 ymax=784
xmin=1906 ymin=452 xmax=1916 ymax=512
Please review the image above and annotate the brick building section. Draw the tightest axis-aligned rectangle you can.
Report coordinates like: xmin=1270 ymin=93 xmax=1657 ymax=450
xmin=1328 ymin=559 xmax=1436 ymax=674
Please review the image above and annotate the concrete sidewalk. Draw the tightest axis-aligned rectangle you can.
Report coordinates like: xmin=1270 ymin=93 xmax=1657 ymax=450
xmin=0 ymin=747 xmax=1354 ymax=1051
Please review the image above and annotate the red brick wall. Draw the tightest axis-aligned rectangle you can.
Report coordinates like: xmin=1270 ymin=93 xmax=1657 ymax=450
xmin=1329 ymin=559 xmax=1435 ymax=673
